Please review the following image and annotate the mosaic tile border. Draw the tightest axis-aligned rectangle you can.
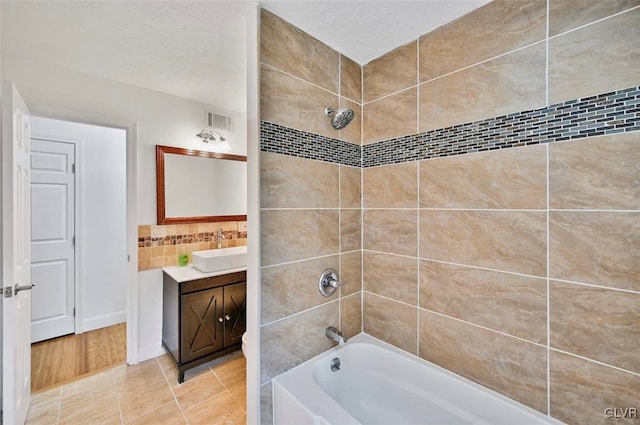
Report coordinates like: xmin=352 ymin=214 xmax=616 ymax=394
xmin=138 ymin=230 xmax=245 ymax=248
xmin=364 ymin=86 xmax=640 ymax=167
xmin=260 ymin=122 xmax=361 ymax=167
xmin=260 ymin=86 xmax=640 ymax=168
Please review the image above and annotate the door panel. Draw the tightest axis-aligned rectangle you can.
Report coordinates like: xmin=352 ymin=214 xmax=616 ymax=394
xmin=2 ymin=80 xmax=32 ymax=425
xmin=223 ymin=282 xmax=246 ymax=346
xmin=30 ymin=139 xmax=75 ymax=343
xmin=181 ymin=287 xmax=224 ymax=363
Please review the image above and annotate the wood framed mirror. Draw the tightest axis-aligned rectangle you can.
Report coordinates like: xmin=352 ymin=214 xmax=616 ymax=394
xmin=156 ymin=145 xmax=247 ymax=224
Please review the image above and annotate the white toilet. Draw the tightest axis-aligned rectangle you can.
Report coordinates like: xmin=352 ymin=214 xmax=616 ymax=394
xmin=242 ymin=332 xmax=248 ymax=358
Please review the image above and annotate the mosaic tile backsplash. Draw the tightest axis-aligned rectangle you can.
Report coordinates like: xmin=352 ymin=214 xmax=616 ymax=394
xmin=259 ymin=85 xmax=640 ymax=168
xmin=137 ymin=221 xmax=247 ymax=271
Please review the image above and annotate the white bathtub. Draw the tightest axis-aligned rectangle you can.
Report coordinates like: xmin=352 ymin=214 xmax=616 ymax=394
xmin=273 ymin=334 xmax=564 ymax=425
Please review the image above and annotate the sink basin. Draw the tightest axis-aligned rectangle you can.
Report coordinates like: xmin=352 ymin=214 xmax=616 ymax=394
xmin=191 ymin=246 xmax=247 ymax=273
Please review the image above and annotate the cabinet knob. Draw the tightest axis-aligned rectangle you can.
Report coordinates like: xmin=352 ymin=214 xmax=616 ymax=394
xmin=218 ymin=317 xmax=223 ymax=323
xmin=225 ymin=315 xmax=231 ymax=321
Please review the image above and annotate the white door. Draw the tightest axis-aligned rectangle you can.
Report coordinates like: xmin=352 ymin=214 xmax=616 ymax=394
xmin=30 ymin=139 xmax=75 ymax=343
xmin=2 ymin=81 xmax=32 ymax=425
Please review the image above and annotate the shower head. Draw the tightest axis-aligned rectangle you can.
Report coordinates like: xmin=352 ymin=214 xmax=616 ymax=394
xmin=324 ymin=106 xmax=355 ymax=130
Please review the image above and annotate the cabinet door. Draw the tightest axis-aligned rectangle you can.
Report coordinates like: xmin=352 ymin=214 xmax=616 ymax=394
xmin=223 ymin=282 xmax=246 ymax=346
xmin=181 ymin=287 xmax=224 ymax=363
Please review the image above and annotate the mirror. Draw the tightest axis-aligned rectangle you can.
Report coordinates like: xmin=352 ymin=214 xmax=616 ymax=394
xmin=156 ymin=145 xmax=247 ymax=224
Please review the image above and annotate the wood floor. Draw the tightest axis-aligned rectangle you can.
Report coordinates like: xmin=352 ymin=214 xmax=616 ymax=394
xmin=31 ymin=323 xmax=127 ymax=393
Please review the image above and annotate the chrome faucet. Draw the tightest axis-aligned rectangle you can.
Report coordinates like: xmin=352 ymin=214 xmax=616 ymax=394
xmin=326 ymin=326 xmax=346 ymax=345
xmin=216 ymin=228 xmax=226 ymax=249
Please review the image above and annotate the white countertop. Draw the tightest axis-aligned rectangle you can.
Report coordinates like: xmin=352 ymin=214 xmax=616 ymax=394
xmin=162 ymin=264 xmax=247 ymax=283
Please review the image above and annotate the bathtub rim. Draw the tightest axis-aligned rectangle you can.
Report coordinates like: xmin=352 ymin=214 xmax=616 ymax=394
xmin=273 ymin=332 xmax=564 ymax=425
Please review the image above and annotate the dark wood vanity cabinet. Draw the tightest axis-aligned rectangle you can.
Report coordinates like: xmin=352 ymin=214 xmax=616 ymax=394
xmin=163 ymin=270 xmax=246 ymax=383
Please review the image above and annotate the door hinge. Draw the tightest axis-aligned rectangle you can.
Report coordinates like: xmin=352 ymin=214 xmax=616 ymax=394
xmin=72 ymin=163 xmax=76 ymax=174
xmin=73 ymin=307 xmax=76 ymax=317
xmin=3 ymin=287 xmax=13 ymax=298
xmin=72 ymin=235 xmax=75 ymax=247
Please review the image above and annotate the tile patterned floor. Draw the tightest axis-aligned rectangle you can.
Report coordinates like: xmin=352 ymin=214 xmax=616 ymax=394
xmin=26 ymin=350 xmax=246 ymax=425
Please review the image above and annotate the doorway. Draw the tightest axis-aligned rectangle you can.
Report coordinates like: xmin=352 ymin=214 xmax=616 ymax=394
xmin=29 ymin=117 xmax=128 ymax=392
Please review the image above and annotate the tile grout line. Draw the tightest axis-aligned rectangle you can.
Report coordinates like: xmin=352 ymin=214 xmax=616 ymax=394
xmin=261 ymin=252 xmax=346 ymax=270
xmin=545 ymin=0 xmax=550 ymax=107
xmin=56 ymin=387 xmax=62 ymax=425
xmin=362 ymin=38 xmax=547 ymax=107
xmin=362 ymin=248 xmax=640 ymax=295
xmin=545 ymin=3 xmax=551 ymax=413
xmin=548 ymin=4 xmax=640 ymax=41
xmin=365 ymin=1 xmax=640 ymax=109
xmin=210 ymin=367 xmax=244 ymax=414
xmin=338 ymin=163 xmax=342 ymax=332
xmin=260 ymin=298 xmax=340 ymax=328
xmin=416 ymin=160 xmax=420 ymax=356
xmin=360 ymin=59 xmax=365 ymax=333
xmin=549 ymin=347 xmax=640 ymax=378
xmin=157 ymin=357 xmax=191 ymax=425
xmin=546 ymin=141 xmax=552 ymax=416
xmin=110 ymin=369 xmax=125 ymax=425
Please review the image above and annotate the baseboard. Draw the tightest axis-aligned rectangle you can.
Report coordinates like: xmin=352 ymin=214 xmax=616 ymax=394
xmin=81 ymin=310 xmax=127 ymax=333
xmin=138 ymin=342 xmax=166 ymax=362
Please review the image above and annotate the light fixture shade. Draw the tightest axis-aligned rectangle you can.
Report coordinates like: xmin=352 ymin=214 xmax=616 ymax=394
xmin=196 ymin=128 xmax=226 ymax=142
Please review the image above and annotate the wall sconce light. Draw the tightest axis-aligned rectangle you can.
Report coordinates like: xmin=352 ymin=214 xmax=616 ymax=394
xmin=196 ymin=128 xmax=226 ymax=143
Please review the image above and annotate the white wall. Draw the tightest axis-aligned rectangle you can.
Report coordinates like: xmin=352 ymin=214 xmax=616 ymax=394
xmin=0 ymin=1 xmax=4 ymax=403
xmin=2 ymin=54 xmax=247 ymax=224
xmin=2 ymin=55 xmax=247 ymax=359
xmin=31 ymin=116 xmax=128 ymax=332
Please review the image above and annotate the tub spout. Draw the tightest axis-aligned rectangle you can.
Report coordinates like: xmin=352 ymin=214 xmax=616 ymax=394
xmin=326 ymin=326 xmax=347 ymax=345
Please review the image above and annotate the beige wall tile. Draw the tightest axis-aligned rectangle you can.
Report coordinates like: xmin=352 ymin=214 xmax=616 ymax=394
xmin=550 ymin=350 xmax=640 ymax=425
xmin=261 ymin=65 xmax=338 ymax=138
xmin=550 ymin=211 xmax=640 ymax=292
xmin=420 ymin=145 xmax=547 ymax=209
xmin=419 ymin=311 xmax=548 ymax=413
xmin=364 ymin=252 xmax=417 ymax=305
xmin=261 ymin=152 xmax=339 ymax=209
xmin=341 ymin=292 xmax=362 ymax=339
xmin=549 ymin=8 xmax=640 ymax=104
xmin=340 ymin=251 xmax=362 ymax=297
xmin=550 ymin=133 xmax=640 ymax=210
xmin=261 ymin=256 xmax=339 ymax=324
xmin=418 ymin=0 xmax=547 ymax=82
xmin=364 ymin=162 xmax=417 ymax=208
xmin=339 ymin=97 xmax=362 ymax=145
xmin=419 ymin=43 xmax=546 ymax=132
xmin=260 ymin=9 xmax=339 ymax=93
xmin=550 ymin=281 xmax=640 ymax=374
xmin=340 ymin=54 xmax=362 ymax=103
xmin=363 ymin=88 xmax=417 ymax=144
xmin=364 ymin=293 xmax=417 ymax=354
xmin=261 ymin=209 xmax=339 ymax=267
xmin=260 ymin=301 xmax=339 ymax=383
xmin=364 ymin=41 xmax=417 ymax=103
xmin=340 ymin=209 xmax=361 ymax=252
xmin=363 ymin=209 xmax=417 ymax=257
xmin=420 ymin=210 xmax=547 ymax=276
xmin=138 ymin=225 xmax=151 ymax=238
xmin=421 ymin=261 xmax=547 ymax=344
xmin=340 ymin=165 xmax=361 ymax=208
xmin=260 ymin=383 xmax=273 ymax=425
xmin=549 ymin=0 xmax=640 ymax=37
xmin=138 ymin=259 xmax=151 ymax=271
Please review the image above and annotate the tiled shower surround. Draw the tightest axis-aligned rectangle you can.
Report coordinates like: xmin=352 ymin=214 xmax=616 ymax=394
xmin=260 ymin=3 xmax=640 ymax=425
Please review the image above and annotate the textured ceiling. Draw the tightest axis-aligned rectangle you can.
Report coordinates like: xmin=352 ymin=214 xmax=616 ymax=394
xmin=261 ymin=0 xmax=491 ymax=65
xmin=2 ymin=1 xmax=252 ymax=112
xmin=2 ymin=1 xmax=489 ymax=112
